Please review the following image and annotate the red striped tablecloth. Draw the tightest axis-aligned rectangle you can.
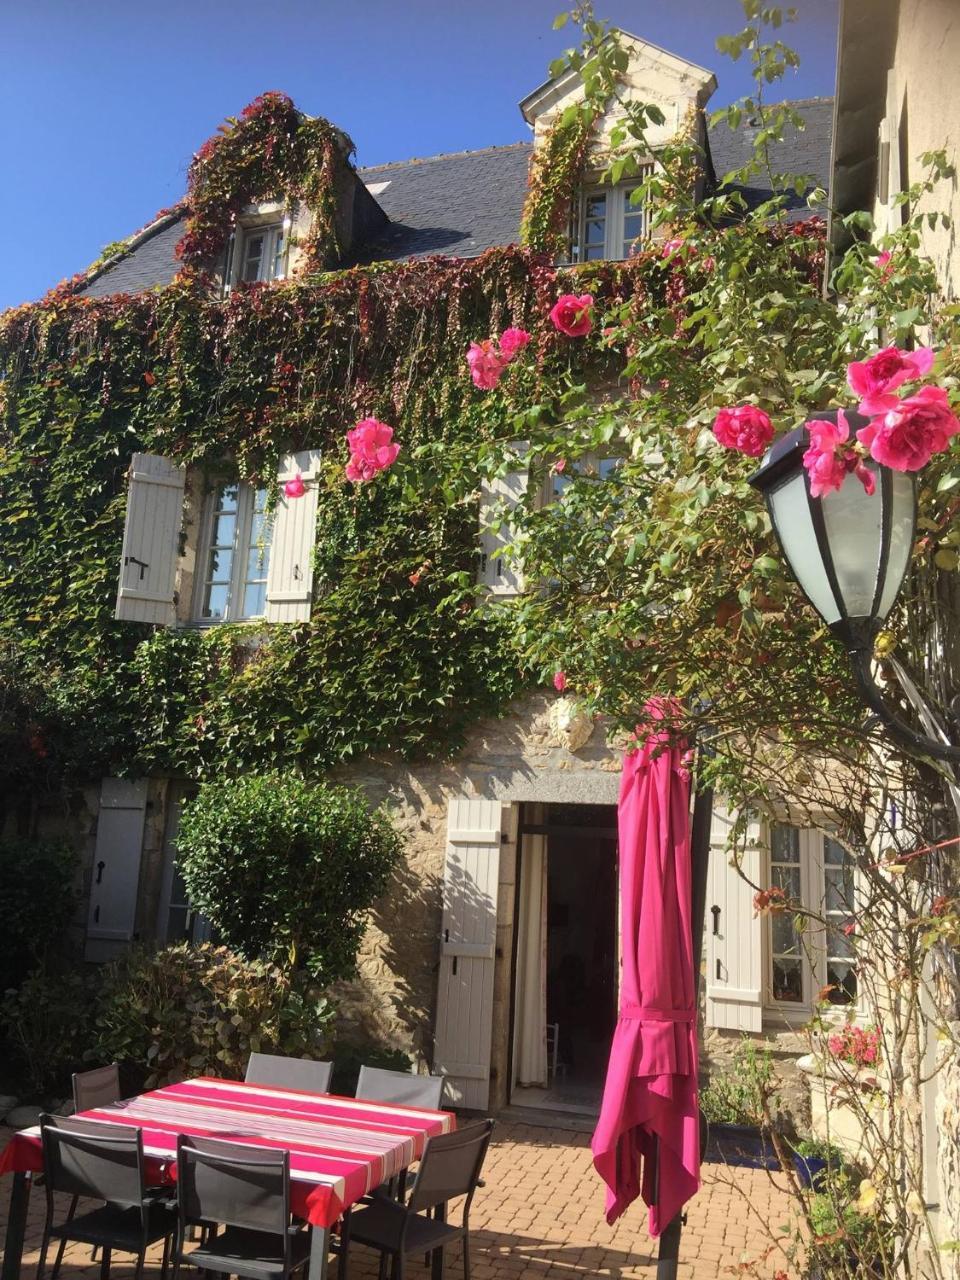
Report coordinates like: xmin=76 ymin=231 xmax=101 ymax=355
xmin=0 ymin=1076 xmax=455 ymax=1228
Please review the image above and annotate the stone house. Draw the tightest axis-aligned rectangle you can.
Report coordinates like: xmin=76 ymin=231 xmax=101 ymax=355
xmin=16 ymin=31 xmax=838 ymax=1121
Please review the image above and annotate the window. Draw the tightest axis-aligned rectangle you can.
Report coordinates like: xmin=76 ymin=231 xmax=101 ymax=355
xmin=545 ymin=454 xmax=621 ymax=502
xmin=194 ymin=482 xmax=272 ymax=623
xmin=222 ymin=220 xmax=289 ymax=290
xmin=572 ymin=178 xmax=651 ymax=262
xmin=766 ymin=823 xmax=858 ymax=1012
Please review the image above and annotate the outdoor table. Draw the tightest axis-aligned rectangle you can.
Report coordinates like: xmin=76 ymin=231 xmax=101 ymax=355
xmin=0 ymin=1075 xmax=455 ymax=1280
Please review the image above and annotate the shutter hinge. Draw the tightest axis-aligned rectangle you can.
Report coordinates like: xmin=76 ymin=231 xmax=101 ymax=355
xmin=124 ymin=555 xmax=150 ymax=580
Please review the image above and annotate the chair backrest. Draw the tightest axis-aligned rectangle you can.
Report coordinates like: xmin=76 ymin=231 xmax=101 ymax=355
xmin=73 ymin=1063 xmax=121 ymax=1114
xmin=355 ymin=1066 xmax=445 ymax=1111
xmin=176 ymin=1135 xmax=290 ymax=1236
xmin=408 ymin=1120 xmax=494 ymax=1215
xmin=41 ymin=1115 xmax=144 ymax=1209
xmin=245 ymin=1052 xmax=333 ymax=1094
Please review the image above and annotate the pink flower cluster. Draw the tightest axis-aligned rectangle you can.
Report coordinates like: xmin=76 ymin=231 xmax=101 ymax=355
xmin=827 ymin=1024 xmax=880 ymax=1068
xmin=804 ymin=347 xmax=960 ymax=494
xmin=345 ymin=417 xmax=400 ymax=483
xmin=712 ymin=405 xmax=775 ymax=458
xmin=466 ymin=326 xmax=531 ymax=390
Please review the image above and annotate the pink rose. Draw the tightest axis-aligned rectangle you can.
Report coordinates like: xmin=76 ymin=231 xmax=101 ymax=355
xmin=345 ymin=417 xmax=400 ymax=483
xmin=712 ymin=405 xmax=774 ymax=458
xmin=875 ymin=249 xmax=894 ymax=280
xmin=549 ymin=293 xmax=593 ymax=338
xmin=283 ymin=473 xmax=306 ymax=499
xmin=661 ymin=237 xmax=686 ymax=259
xmin=466 ymin=340 xmax=507 ymax=390
xmin=847 ymin=346 xmax=935 ymax=414
xmin=803 ymin=411 xmax=876 ymax=498
xmin=499 ymin=327 xmax=531 ymax=360
xmin=553 ymin=671 xmax=567 ymax=692
xmin=857 ymin=385 xmax=960 ymax=472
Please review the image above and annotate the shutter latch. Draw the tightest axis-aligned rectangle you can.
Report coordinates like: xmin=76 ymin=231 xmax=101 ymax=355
xmin=124 ymin=555 xmax=149 ymax=579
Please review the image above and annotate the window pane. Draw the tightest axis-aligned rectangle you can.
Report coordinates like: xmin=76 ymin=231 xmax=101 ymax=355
xmin=772 ymin=913 xmax=799 ymax=957
xmin=202 ymin=582 xmax=229 ymax=619
xmin=166 ymin=905 xmax=190 ymax=942
xmin=825 ymin=868 xmax=853 ymax=912
xmin=242 ymin=581 xmax=267 ymax=618
xmin=824 ymin=837 xmax=847 ymax=865
xmin=772 ymin=864 xmax=800 ymax=899
xmin=585 ymin=193 xmax=607 ymax=218
xmin=771 ymin=824 xmax=800 ymax=862
xmin=242 ymin=235 xmax=265 ymax=281
xmin=772 ymin=958 xmax=803 ymax=1003
xmin=826 ymin=961 xmax=857 ymax=1004
xmin=246 ymin=545 xmax=269 ymax=580
xmin=206 ymin=548 xmax=232 ymax=580
xmin=583 ymin=244 xmax=606 ymax=260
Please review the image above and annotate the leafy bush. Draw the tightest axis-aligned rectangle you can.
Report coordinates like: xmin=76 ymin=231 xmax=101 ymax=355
xmin=176 ymin=774 xmax=402 ymax=983
xmin=0 ymin=839 xmax=77 ymax=992
xmin=0 ymin=964 xmax=96 ymax=1095
xmin=92 ymin=943 xmax=336 ymax=1091
xmin=700 ymin=1041 xmax=778 ymax=1126
xmin=329 ymin=1042 xmax=414 ymax=1097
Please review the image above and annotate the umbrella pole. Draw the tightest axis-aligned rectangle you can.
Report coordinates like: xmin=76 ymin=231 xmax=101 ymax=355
xmin=655 ymin=779 xmax=714 ymax=1279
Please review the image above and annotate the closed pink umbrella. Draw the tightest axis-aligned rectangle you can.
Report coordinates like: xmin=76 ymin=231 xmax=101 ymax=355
xmin=591 ymin=700 xmax=700 ymax=1235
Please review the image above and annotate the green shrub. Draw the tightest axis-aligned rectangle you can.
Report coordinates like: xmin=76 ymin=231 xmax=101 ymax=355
xmin=0 ymin=839 xmax=77 ymax=992
xmin=176 ymin=774 xmax=402 ymax=983
xmin=92 ymin=943 xmax=335 ymax=1091
xmin=329 ymin=1042 xmax=414 ymax=1097
xmin=0 ymin=964 xmax=96 ymax=1095
xmin=700 ymin=1041 xmax=778 ymax=1126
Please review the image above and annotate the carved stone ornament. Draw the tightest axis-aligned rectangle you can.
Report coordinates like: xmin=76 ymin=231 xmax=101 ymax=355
xmin=548 ymin=695 xmax=595 ymax=752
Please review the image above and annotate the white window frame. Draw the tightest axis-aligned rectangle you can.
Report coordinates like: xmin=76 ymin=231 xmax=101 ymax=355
xmin=222 ymin=204 xmax=291 ymax=293
xmin=191 ymin=480 xmax=272 ymax=625
xmin=573 ymin=174 xmax=652 ymax=263
xmin=763 ymin=823 xmax=860 ymax=1023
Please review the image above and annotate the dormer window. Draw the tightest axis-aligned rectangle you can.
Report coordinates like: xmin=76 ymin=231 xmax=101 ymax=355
xmin=221 ymin=207 xmax=290 ymax=292
xmin=239 ymin=223 xmax=288 ymax=283
xmin=572 ymin=176 xmax=652 ymax=262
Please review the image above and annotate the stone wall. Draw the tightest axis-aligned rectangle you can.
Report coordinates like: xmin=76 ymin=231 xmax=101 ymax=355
xmin=329 ymin=692 xmax=623 ymax=1082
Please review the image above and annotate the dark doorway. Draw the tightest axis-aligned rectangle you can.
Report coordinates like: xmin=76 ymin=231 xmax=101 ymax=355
xmin=510 ymin=802 xmax=618 ymax=1114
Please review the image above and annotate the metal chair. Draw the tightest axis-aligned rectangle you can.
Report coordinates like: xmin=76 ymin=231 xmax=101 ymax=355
xmin=348 ymin=1119 xmax=494 ymax=1280
xmin=355 ymin=1066 xmax=445 ymax=1110
xmin=245 ymin=1052 xmax=333 ymax=1093
xmin=73 ymin=1064 xmax=122 ymax=1114
xmin=171 ymin=1135 xmax=315 ymax=1280
xmin=36 ymin=1114 xmax=177 ymax=1280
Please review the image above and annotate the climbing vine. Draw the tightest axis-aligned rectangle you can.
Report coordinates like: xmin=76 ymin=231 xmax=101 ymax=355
xmin=519 ymin=106 xmax=596 ymax=255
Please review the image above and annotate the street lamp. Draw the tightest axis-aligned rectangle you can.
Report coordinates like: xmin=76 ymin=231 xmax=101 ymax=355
xmin=749 ymin=409 xmax=960 ymax=762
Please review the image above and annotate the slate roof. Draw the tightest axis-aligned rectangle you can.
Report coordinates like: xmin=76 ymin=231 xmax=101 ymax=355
xmin=82 ymin=214 xmax=185 ymax=298
xmin=706 ymin=96 xmax=834 ymax=220
xmin=354 ymin=142 xmax=533 ymax=263
xmin=74 ymin=97 xmax=833 ymax=298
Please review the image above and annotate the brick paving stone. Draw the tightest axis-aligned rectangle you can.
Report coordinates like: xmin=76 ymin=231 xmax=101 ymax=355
xmin=0 ymin=1122 xmax=799 ymax=1279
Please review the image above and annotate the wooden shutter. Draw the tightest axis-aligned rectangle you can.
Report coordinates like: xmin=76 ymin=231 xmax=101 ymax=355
xmin=878 ymin=72 xmax=902 ymax=233
xmin=433 ymin=797 xmax=503 ymax=1109
xmin=478 ymin=454 xmax=528 ymax=597
xmin=84 ymin=778 xmax=148 ymax=963
xmin=265 ymin=450 xmax=322 ymax=624
xmin=115 ymin=453 xmax=186 ymax=625
xmin=705 ymin=803 xmax=764 ymax=1032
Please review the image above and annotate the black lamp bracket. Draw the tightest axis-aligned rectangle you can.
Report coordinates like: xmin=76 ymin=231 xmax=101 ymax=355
xmin=848 ymin=648 xmax=960 ymax=765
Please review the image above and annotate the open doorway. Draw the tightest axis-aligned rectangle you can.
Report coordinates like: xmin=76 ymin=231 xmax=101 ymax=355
xmin=510 ymin=802 xmax=618 ymax=1114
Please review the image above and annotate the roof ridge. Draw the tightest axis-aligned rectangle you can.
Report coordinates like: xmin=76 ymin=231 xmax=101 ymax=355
xmin=359 ymin=140 xmax=532 ymax=173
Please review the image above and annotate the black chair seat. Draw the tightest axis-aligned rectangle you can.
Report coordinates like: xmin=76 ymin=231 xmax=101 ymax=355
xmin=184 ymin=1226 xmax=311 ymax=1277
xmin=349 ymin=1198 xmax=463 ymax=1255
xmin=49 ymin=1203 xmax=178 ymax=1252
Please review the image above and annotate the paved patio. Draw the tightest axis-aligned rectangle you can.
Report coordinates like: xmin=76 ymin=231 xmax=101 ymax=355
xmin=0 ymin=1121 xmax=797 ymax=1280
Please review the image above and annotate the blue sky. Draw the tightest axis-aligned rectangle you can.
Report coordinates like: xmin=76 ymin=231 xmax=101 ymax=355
xmin=1 ymin=0 xmax=838 ymax=310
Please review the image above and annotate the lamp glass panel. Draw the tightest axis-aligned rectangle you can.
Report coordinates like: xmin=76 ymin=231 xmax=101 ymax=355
xmin=820 ymin=464 xmax=883 ymax=619
xmin=877 ymin=469 xmax=916 ymax=621
xmin=770 ymin=473 xmax=841 ymax=624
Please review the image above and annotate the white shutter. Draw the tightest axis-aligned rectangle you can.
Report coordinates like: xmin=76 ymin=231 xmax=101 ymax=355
xmin=84 ymin=778 xmax=148 ymax=963
xmin=433 ymin=796 xmax=503 ymax=1109
xmin=479 ymin=451 xmax=528 ymax=597
xmin=878 ymin=72 xmax=902 ymax=233
xmin=705 ymin=803 xmax=764 ymax=1032
xmin=265 ymin=450 xmax=322 ymax=624
xmin=115 ymin=453 xmax=186 ymax=625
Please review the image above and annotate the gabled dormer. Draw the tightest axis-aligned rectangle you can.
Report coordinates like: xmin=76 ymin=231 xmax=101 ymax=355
xmin=519 ymin=30 xmax=717 ymax=261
